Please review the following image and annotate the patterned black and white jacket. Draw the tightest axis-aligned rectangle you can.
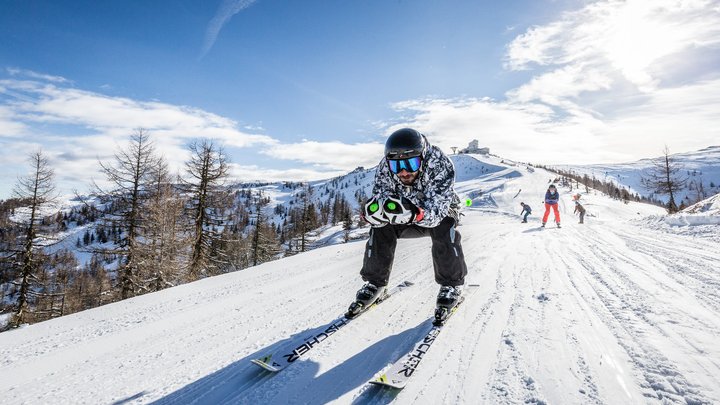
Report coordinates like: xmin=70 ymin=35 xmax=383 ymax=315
xmin=372 ymin=143 xmax=461 ymax=228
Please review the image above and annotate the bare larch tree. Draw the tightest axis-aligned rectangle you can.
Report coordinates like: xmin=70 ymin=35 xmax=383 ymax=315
xmin=97 ymin=128 xmax=158 ymax=299
xmin=641 ymin=146 xmax=687 ymax=214
xmin=182 ymin=139 xmax=231 ymax=279
xmin=10 ymin=151 xmax=57 ymax=327
xmin=137 ymin=158 xmax=187 ymax=291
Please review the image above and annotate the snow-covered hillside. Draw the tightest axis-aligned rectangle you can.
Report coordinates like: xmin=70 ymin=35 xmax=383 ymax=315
xmin=2 ymin=154 xmax=719 ymax=404
xmin=555 ymin=145 xmax=720 ymax=207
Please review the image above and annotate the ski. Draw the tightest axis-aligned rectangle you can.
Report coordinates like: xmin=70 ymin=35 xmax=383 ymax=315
xmin=251 ymin=280 xmax=414 ymax=372
xmin=369 ymin=284 xmax=479 ymax=389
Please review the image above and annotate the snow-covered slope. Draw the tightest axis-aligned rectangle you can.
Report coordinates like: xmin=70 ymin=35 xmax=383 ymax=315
xmin=556 ymin=145 xmax=720 ymax=206
xmin=2 ymin=155 xmax=719 ymax=404
xmin=662 ymin=192 xmax=720 ymax=227
xmin=682 ymin=192 xmax=720 ymax=215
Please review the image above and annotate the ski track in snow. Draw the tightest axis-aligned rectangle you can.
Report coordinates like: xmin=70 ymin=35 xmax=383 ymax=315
xmin=1 ymin=157 xmax=719 ymax=404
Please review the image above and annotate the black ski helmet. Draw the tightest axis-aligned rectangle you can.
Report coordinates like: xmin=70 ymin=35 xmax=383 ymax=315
xmin=385 ymin=128 xmax=426 ymax=159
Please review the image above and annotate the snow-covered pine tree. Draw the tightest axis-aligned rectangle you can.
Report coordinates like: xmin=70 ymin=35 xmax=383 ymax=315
xmin=296 ymin=183 xmax=317 ymax=253
xmin=250 ymin=191 xmax=281 ymax=265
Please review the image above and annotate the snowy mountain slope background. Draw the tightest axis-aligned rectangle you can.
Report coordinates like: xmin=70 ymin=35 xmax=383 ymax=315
xmin=554 ymin=146 xmax=720 ymax=210
xmin=2 ymin=153 xmax=719 ymax=404
xmin=10 ymin=145 xmax=718 ymax=272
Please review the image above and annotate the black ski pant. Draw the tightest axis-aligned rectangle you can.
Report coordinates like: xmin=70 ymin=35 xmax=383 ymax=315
xmin=360 ymin=216 xmax=467 ymax=288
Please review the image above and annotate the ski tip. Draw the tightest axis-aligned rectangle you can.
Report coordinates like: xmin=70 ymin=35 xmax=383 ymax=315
xmin=250 ymin=358 xmax=280 ymax=372
xmin=369 ymin=374 xmax=405 ymax=389
xmin=399 ymin=280 xmax=415 ymax=287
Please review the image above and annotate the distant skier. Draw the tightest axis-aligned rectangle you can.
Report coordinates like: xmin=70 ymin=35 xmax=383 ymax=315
xmin=348 ymin=128 xmax=466 ymax=324
xmin=542 ymin=184 xmax=561 ymax=228
xmin=520 ymin=202 xmax=532 ymax=223
xmin=573 ymin=194 xmax=586 ymax=224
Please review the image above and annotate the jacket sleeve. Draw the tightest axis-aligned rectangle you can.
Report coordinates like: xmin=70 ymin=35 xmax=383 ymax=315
xmin=415 ymin=148 xmax=456 ymax=228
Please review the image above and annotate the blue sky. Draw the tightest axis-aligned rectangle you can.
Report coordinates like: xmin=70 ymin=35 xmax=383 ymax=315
xmin=1 ymin=0 xmax=719 ymax=197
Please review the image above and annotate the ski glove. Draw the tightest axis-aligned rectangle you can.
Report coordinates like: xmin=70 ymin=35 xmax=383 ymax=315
xmin=362 ymin=196 xmax=389 ymax=227
xmin=382 ymin=196 xmax=425 ymax=225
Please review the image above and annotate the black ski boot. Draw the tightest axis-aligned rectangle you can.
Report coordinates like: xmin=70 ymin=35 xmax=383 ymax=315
xmin=556 ymin=222 xmax=561 ymax=228
xmin=346 ymin=283 xmax=387 ymax=318
xmin=434 ymin=285 xmax=463 ymax=326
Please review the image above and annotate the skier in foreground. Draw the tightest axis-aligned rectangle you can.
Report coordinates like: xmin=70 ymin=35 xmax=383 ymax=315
xmin=542 ymin=184 xmax=561 ymax=228
xmin=347 ymin=128 xmax=467 ymax=324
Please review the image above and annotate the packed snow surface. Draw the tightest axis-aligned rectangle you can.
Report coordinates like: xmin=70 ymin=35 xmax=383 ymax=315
xmin=2 ymin=155 xmax=719 ymax=404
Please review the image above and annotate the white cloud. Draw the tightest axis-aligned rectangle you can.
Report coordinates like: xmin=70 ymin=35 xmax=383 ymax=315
xmin=0 ymin=76 xmax=382 ymax=197
xmin=383 ymin=0 xmax=720 ymax=165
xmin=390 ymin=77 xmax=720 ymax=165
xmin=507 ymin=64 xmax=613 ymax=108
xmin=505 ymin=0 xmax=720 ymax=93
xmin=388 ymin=97 xmax=607 ymax=164
xmin=505 ymin=21 xmax=568 ymax=70
xmin=3 ymin=0 xmax=719 ymax=195
xmin=0 ymin=78 xmax=277 ymax=196
xmin=0 ymin=79 xmax=276 ymax=146
xmin=601 ymin=77 xmax=720 ymax=154
xmin=201 ymin=0 xmax=258 ymax=58
xmin=229 ymin=163 xmax=347 ymax=183
xmin=0 ymin=105 xmax=29 ymax=137
xmin=259 ymin=140 xmax=384 ymax=170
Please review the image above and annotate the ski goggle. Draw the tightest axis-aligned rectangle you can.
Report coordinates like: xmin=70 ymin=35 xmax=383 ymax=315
xmin=388 ymin=156 xmax=422 ymax=174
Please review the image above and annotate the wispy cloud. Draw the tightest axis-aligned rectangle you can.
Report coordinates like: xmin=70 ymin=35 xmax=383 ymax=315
xmin=6 ymin=67 xmax=71 ymax=84
xmin=201 ymin=0 xmax=258 ymax=58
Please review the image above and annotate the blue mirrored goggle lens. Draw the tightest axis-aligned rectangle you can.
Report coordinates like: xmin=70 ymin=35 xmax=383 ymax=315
xmin=388 ymin=156 xmax=421 ymax=173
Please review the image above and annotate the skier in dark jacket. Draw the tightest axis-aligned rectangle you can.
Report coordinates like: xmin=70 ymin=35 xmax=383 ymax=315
xmin=348 ymin=128 xmax=467 ymax=324
xmin=520 ymin=202 xmax=532 ymax=223
xmin=542 ymin=184 xmax=561 ymax=228
xmin=573 ymin=197 xmax=586 ymax=224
